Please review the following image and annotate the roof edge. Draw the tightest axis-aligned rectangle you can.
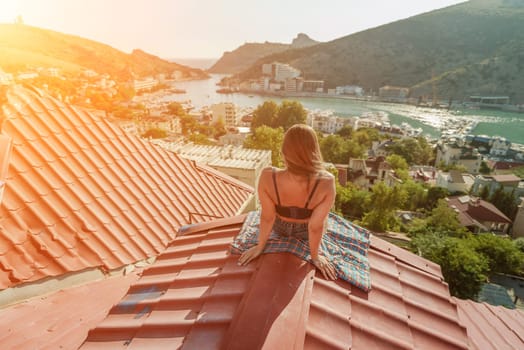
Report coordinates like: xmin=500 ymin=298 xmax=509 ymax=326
xmin=177 ymin=214 xmax=248 ymax=236
xmin=370 ymin=234 xmax=443 ymax=279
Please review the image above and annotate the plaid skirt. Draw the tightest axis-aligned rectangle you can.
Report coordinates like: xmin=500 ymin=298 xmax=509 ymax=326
xmin=230 ymin=211 xmax=371 ymax=292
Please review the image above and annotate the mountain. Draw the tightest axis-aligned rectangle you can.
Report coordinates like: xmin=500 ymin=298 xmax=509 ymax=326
xmin=208 ymin=33 xmax=320 ymax=74
xmin=0 ymin=23 xmax=208 ymax=81
xmin=228 ymin=0 xmax=524 ymax=104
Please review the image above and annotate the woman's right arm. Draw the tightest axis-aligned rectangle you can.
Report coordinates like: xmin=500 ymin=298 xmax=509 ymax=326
xmin=238 ymin=168 xmax=275 ymax=265
xmin=308 ymin=175 xmax=337 ymax=279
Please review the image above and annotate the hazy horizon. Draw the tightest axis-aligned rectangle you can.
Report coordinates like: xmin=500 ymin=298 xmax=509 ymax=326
xmin=0 ymin=0 xmax=467 ymax=59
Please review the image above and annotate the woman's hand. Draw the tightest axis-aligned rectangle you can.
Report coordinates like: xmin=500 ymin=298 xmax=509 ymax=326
xmin=238 ymin=245 xmax=264 ymax=266
xmin=312 ymin=256 xmax=337 ymax=280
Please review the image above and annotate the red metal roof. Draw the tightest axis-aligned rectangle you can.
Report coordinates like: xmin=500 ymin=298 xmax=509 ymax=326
xmin=454 ymin=297 xmax=524 ymax=350
xmin=80 ymin=215 xmax=484 ymax=350
xmin=0 ymin=272 xmax=140 ymax=350
xmin=0 ymin=85 xmax=253 ymax=289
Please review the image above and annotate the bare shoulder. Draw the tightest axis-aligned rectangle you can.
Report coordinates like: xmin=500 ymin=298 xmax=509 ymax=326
xmin=258 ymin=167 xmax=276 ymax=187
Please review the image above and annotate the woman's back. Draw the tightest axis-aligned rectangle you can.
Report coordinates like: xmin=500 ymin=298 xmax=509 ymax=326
xmin=260 ymin=167 xmax=333 ymax=222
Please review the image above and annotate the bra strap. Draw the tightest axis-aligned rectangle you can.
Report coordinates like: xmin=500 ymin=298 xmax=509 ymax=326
xmin=304 ymin=177 xmax=321 ymax=209
xmin=272 ymin=168 xmax=281 ymax=205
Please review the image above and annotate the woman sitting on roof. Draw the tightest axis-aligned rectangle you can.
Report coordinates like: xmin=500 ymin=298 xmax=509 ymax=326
xmin=232 ymin=124 xmax=371 ymax=290
xmin=238 ymin=124 xmax=337 ymax=279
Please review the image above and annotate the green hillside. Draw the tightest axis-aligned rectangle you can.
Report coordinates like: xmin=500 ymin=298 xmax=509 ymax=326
xmin=228 ymin=0 xmax=524 ymax=103
xmin=0 ymin=23 xmax=208 ymax=81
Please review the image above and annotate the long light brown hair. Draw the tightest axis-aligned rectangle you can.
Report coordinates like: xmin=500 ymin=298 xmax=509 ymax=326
xmin=281 ymin=124 xmax=324 ymax=176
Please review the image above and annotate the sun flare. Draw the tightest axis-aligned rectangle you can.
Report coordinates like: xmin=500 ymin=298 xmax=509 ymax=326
xmin=0 ymin=1 xmax=20 ymax=23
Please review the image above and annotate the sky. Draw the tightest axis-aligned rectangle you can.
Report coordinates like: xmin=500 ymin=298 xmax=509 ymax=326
xmin=0 ymin=0 xmax=466 ymax=59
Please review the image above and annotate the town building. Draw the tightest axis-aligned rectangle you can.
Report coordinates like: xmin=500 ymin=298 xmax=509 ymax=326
xmin=490 ymin=161 xmax=524 ymax=175
xmin=369 ymin=139 xmax=394 ymax=158
xmin=218 ymin=127 xmax=251 ymax=146
xmin=435 ymin=138 xmax=482 ymax=174
xmin=335 ymin=85 xmax=364 ymax=96
xmin=489 ymin=137 xmax=512 ymax=157
xmin=153 ymin=142 xmax=271 ymax=189
xmin=409 ymin=165 xmax=437 ymax=184
xmin=436 ymin=170 xmax=476 ymax=194
xmin=347 ymin=156 xmax=396 ymax=190
xmin=446 ymin=195 xmax=512 ymax=234
xmin=211 ymin=102 xmax=238 ymax=127
xmin=133 ymin=77 xmax=159 ymax=92
xmin=138 ymin=115 xmax=181 ymax=135
xmin=513 ymin=198 xmax=524 ymax=237
xmin=378 ymin=85 xmax=409 ymax=100
xmin=262 ymin=62 xmax=301 ymax=82
xmin=307 ymin=109 xmax=354 ymax=134
xmin=471 ymin=174 xmax=524 ymax=201
xmin=302 ymin=80 xmax=324 ymax=93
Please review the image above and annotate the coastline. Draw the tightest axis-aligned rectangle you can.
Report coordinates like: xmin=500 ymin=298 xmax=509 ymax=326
xmin=166 ymin=75 xmax=524 ymax=145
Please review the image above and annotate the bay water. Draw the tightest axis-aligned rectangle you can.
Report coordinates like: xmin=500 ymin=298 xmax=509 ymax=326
xmin=167 ymin=74 xmax=524 ymax=144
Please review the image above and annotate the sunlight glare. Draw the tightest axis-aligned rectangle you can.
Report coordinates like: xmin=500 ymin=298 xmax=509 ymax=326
xmin=0 ymin=0 xmax=20 ymax=23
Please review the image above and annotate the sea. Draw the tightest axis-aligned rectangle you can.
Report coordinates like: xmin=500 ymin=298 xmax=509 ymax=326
xmin=164 ymin=73 xmax=524 ymax=145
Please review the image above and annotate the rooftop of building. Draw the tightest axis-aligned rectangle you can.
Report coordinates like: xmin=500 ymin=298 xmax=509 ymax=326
xmin=152 ymin=140 xmax=271 ymax=169
xmin=0 ymin=85 xmax=254 ymax=291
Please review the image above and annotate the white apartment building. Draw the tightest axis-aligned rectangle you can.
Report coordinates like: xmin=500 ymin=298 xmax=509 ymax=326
xmin=138 ymin=116 xmax=181 ymax=135
xmin=436 ymin=170 xmax=475 ymax=194
xmin=490 ymin=137 xmax=511 ymax=157
xmin=336 ymin=85 xmax=364 ymax=96
xmin=435 ymin=138 xmax=481 ymax=174
xmin=262 ymin=62 xmax=301 ymax=82
xmin=133 ymin=78 xmax=159 ymax=92
xmin=308 ymin=110 xmax=353 ymax=134
xmin=211 ymin=102 xmax=238 ymax=127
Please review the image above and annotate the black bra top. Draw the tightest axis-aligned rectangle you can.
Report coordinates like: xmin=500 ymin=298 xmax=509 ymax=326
xmin=272 ymin=168 xmax=321 ymax=220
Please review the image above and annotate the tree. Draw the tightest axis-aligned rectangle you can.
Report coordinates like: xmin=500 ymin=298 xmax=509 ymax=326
xmin=335 ymin=183 xmax=371 ymax=220
xmin=471 ymin=234 xmax=524 ymax=275
xmin=276 ymin=100 xmax=307 ymax=130
xmin=178 ymin=114 xmax=198 ymax=135
xmin=320 ymin=135 xmax=349 ymax=164
xmin=211 ymin=120 xmax=227 ymax=139
xmin=400 ymin=180 xmax=427 ymax=211
xmin=387 ymin=154 xmax=410 ymax=181
xmin=362 ymin=182 xmax=407 ymax=231
xmin=489 ymin=185 xmax=517 ymax=220
xmin=166 ymin=102 xmax=186 ymax=116
xmin=429 ymin=199 xmax=469 ymax=236
xmin=426 ymin=186 xmax=449 ymax=210
xmin=141 ymin=128 xmax=167 ymax=139
xmin=479 ymin=161 xmax=491 ymax=175
xmin=188 ymin=133 xmax=214 ymax=145
xmin=336 ymin=125 xmax=353 ymax=139
xmin=389 ymin=137 xmax=433 ymax=165
xmin=251 ymin=101 xmax=279 ymax=130
xmin=411 ymin=233 xmax=489 ymax=299
xmin=244 ymin=126 xmax=284 ymax=166
xmin=479 ymin=185 xmax=490 ymax=200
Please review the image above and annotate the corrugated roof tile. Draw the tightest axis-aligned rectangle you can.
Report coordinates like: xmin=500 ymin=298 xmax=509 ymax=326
xmin=0 ymin=272 xmax=140 ymax=350
xmin=81 ymin=216 xmax=485 ymax=350
xmin=0 ymin=85 xmax=253 ymax=290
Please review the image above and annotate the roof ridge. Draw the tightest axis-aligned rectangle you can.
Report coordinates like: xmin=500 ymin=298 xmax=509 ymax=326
xmin=221 ymin=253 xmax=315 ymax=349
